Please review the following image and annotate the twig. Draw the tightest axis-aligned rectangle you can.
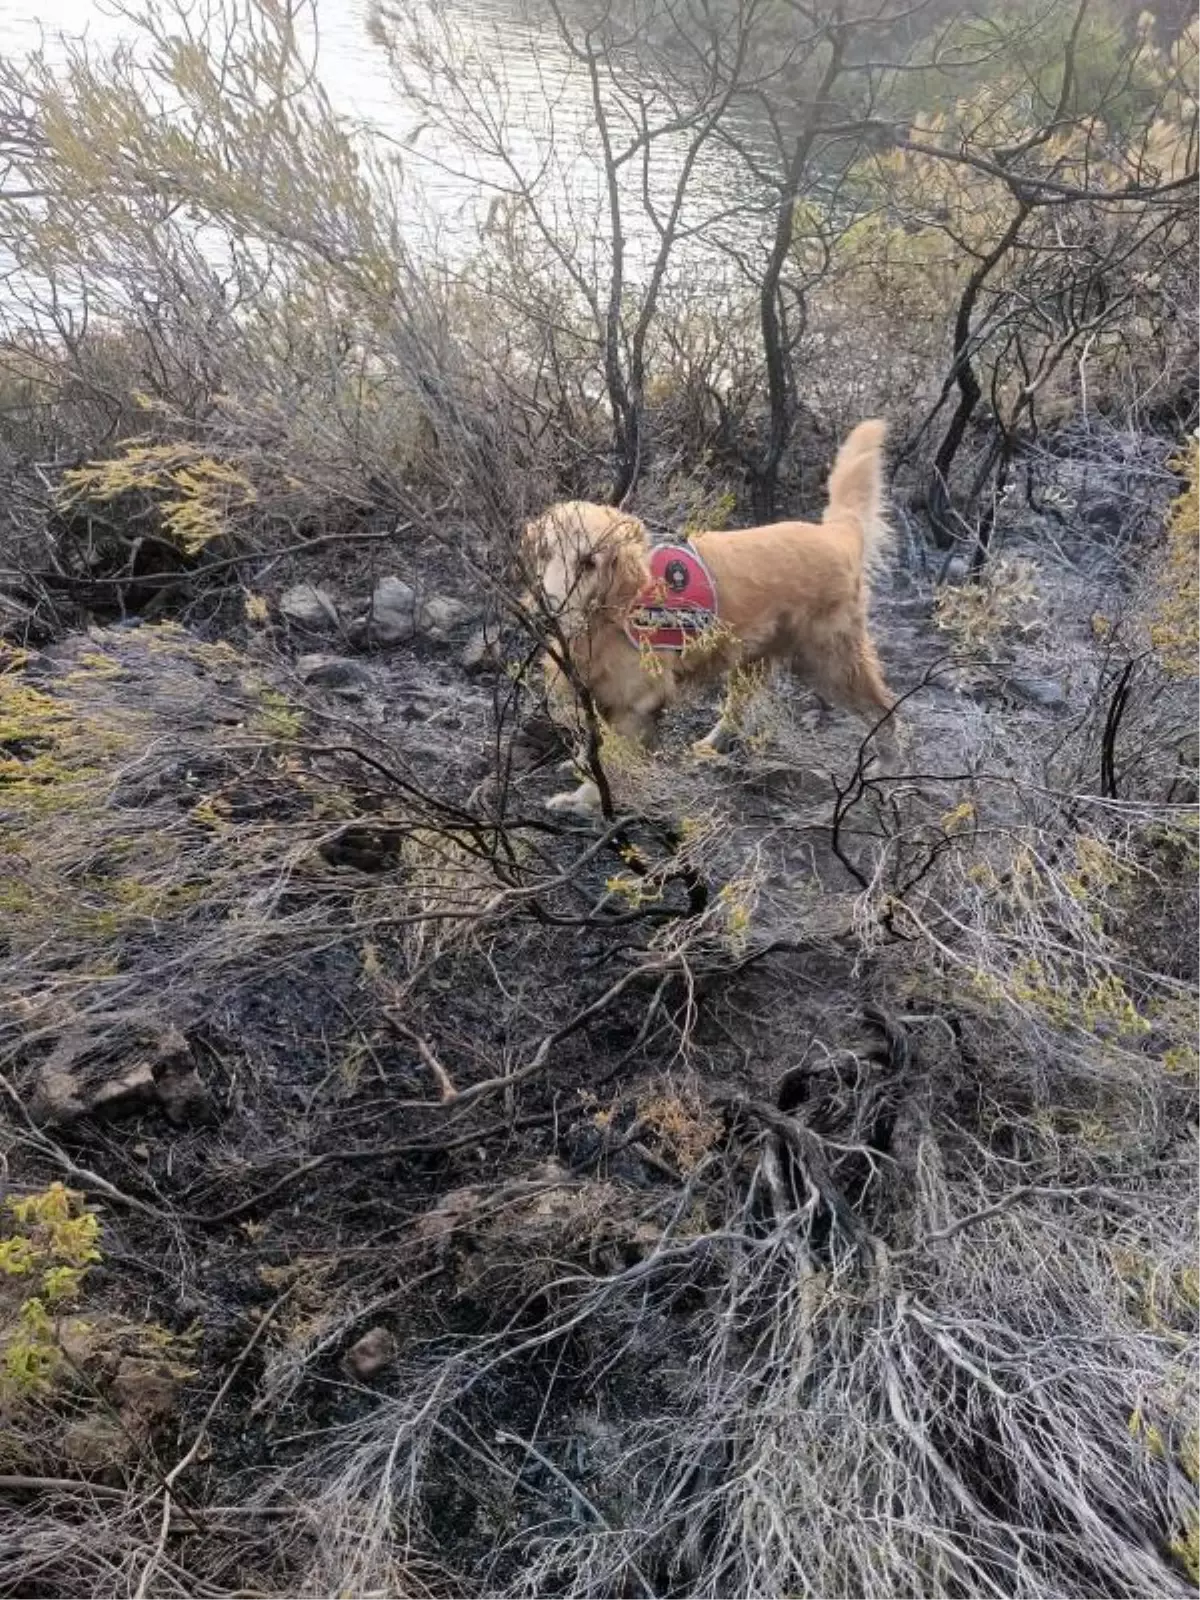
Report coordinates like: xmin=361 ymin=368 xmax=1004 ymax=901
xmin=449 ymin=963 xmax=654 ymax=1108
xmin=1100 ymin=657 xmax=1137 ymax=800
xmin=909 ymin=1182 xmax=1111 ymax=1249
xmin=179 ymin=1111 xmax=561 ymax=1226
xmin=0 ymin=1475 xmax=127 ymax=1501
xmin=495 ymin=1428 xmax=655 ymax=1598
xmin=385 ymin=1015 xmax=459 ymax=1101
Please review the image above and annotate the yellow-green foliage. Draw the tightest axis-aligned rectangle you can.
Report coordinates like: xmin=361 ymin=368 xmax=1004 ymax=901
xmin=960 ymin=832 xmax=1163 ymax=1046
xmin=1149 ymin=438 xmax=1198 ymax=677
xmin=1124 ymin=1318 xmax=1200 ymax=1585
xmin=971 ymin=950 xmax=1149 ymax=1041
xmin=0 ymin=650 xmax=132 ymax=818
xmin=1 ymin=647 xmax=181 ymax=944
xmin=1172 ymin=1505 xmax=1199 ymax=1582
xmin=681 ymin=487 xmax=737 ymax=537
xmin=0 ymin=1184 xmax=101 ymax=1400
xmin=828 ymin=12 xmax=1198 ymax=419
xmin=1132 ymin=1356 xmax=1200 ymax=1580
xmin=250 ymin=685 xmax=305 ymax=739
xmin=1114 ymin=1249 xmax=1198 ymax=1343
xmin=601 ymin=836 xmax=661 ymax=901
xmin=718 ymin=878 xmax=755 ymax=956
xmin=58 ymin=440 xmax=258 ymax=554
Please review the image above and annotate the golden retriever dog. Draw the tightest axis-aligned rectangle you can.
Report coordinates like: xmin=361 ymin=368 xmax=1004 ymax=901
xmin=523 ymin=418 xmax=897 ymax=812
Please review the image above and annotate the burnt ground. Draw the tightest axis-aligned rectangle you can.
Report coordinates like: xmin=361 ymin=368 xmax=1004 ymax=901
xmin=0 ymin=476 xmax=1196 ymax=1598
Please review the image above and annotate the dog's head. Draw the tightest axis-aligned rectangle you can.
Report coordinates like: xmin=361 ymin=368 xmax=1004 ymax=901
xmin=522 ymin=501 xmax=649 ymax=631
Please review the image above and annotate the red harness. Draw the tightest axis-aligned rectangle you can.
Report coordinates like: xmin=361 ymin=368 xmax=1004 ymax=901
xmin=624 ymin=543 xmax=720 ymax=652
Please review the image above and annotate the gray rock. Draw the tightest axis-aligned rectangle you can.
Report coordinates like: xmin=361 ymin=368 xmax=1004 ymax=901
xmin=32 ymin=1022 xmax=213 ymax=1127
xmin=91 ymin=1061 xmax=157 ymax=1115
xmin=281 ymin=583 xmax=339 ymax=631
xmin=111 ymin=1355 xmax=182 ymax=1429
xmin=153 ymin=1043 xmax=215 ymax=1126
xmin=417 ymin=595 xmax=477 ymax=638
xmin=349 ymin=612 xmax=415 ymax=648
xmin=61 ymin=1416 xmax=135 ymax=1473
xmin=296 ymin=653 xmax=374 ymax=693
xmin=372 ymin=575 xmax=417 ymax=614
xmin=345 ymin=1325 xmax=397 ymax=1380
xmin=33 ymin=1066 xmax=89 ymax=1125
xmin=349 ymin=576 xmax=418 ymax=647
xmin=1008 ymin=675 xmax=1066 ymax=708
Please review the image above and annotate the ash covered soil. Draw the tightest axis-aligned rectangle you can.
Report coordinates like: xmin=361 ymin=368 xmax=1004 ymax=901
xmin=1 ymin=475 xmax=1196 ymax=1599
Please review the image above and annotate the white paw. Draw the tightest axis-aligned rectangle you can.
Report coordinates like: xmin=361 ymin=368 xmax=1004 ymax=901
xmin=691 ymin=738 xmax=728 ymax=762
xmin=545 ymin=781 xmax=602 ymax=815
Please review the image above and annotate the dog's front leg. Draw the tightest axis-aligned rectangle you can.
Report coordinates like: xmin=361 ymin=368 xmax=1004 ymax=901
xmin=545 ymin=750 xmax=602 ymax=812
xmin=693 ymin=661 xmax=768 ymax=759
xmin=545 ymin=707 xmax=657 ymax=817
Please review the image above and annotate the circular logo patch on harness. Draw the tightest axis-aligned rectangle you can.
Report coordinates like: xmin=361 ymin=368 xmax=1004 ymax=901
xmin=664 ymin=558 xmax=690 ymax=593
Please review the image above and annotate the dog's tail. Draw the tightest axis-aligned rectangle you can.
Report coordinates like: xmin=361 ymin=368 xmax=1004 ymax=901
xmin=824 ymin=419 xmax=890 ymax=574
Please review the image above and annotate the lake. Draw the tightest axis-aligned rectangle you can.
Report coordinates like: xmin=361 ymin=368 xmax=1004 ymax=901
xmin=1 ymin=0 xmax=776 ymax=285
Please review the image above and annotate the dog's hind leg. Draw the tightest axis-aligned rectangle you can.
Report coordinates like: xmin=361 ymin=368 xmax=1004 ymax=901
xmin=693 ymin=718 xmax=736 ymax=758
xmin=802 ymin=632 xmax=903 ymax=767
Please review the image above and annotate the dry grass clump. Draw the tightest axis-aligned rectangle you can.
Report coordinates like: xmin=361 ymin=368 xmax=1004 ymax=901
xmin=635 ymin=1088 xmax=722 ymax=1174
xmin=240 ymin=1005 xmax=1196 ymax=1600
xmin=932 ymin=556 xmax=1044 ymax=653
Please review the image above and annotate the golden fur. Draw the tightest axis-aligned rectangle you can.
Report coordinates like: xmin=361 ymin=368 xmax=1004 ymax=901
xmin=523 ymin=419 xmax=897 ymax=810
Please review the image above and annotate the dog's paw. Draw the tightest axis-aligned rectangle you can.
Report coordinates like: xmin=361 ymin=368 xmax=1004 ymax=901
xmin=690 ymin=738 xmax=728 ymax=762
xmin=545 ymin=781 xmax=602 ymax=816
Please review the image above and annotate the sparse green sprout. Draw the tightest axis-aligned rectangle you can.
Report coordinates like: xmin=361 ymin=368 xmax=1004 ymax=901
xmin=252 ymin=686 xmax=305 ymax=739
xmin=718 ymin=879 xmax=755 ymax=956
xmin=940 ymin=798 xmax=976 ymax=833
xmin=1162 ymin=1042 xmax=1199 ymax=1077
xmin=605 ymin=871 xmax=664 ymax=910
